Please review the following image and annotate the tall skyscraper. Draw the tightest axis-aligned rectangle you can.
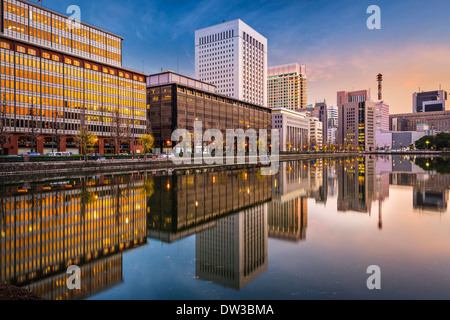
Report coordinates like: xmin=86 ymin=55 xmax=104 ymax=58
xmin=267 ymin=63 xmax=307 ymax=110
xmin=0 ymin=0 xmax=147 ymax=155
xmin=413 ymin=90 xmax=447 ymax=113
xmin=195 ymin=19 xmax=267 ymax=106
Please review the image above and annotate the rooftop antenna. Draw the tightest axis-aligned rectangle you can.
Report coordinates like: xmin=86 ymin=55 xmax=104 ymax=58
xmin=377 ymin=73 xmax=383 ymax=101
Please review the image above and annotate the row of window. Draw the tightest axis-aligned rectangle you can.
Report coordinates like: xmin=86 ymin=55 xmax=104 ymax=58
xmin=4 ymin=0 xmax=122 ymax=49
xmin=1 ymin=41 xmax=141 ymax=82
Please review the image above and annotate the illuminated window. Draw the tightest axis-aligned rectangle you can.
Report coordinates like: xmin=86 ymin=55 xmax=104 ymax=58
xmin=52 ymin=55 xmax=60 ymax=62
xmin=103 ymin=67 xmax=108 ymax=73
xmin=0 ymin=42 xmax=10 ymax=49
xmin=85 ymin=63 xmax=91 ymax=69
xmin=65 ymin=58 xmax=72 ymax=64
xmin=42 ymin=52 xmax=50 ymax=59
xmin=17 ymin=46 xmax=25 ymax=53
xmin=73 ymin=60 xmax=80 ymax=67
xmin=109 ymin=69 xmax=115 ymax=75
xmin=92 ymin=65 xmax=99 ymax=71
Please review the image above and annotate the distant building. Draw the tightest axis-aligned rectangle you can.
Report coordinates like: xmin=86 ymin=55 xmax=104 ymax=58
xmin=337 ymin=99 xmax=376 ymax=151
xmin=272 ymin=107 xmax=309 ymax=152
xmin=337 ymin=89 xmax=371 ymax=105
xmin=413 ymin=90 xmax=447 ymax=113
xmin=267 ymin=63 xmax=307 ymax=110
xmin=390 ymin=110 xmax=450 ymax=132
xmin=375 ymin=101 xmax=390 ymax=131
xmin=328 ymin=105 xmax=338 ymax=127
xmin=375 ymin=131 xmax=392 ymax=150
xmin=327 ymin=105 xmax=338 ymax=144
xmin=309 ymin=117 xmax=323 ymax=150
xmin=298 ymin=102 xmax=328 ymax=144
xmin=195 ymin=19 xmax=267 ymax=106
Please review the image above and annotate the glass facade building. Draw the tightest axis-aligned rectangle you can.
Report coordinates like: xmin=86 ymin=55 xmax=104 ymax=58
xmin=0 ymin=0 xmax=147 ymax=155
xmin=147 ymin=71 xmax=272 ymax=153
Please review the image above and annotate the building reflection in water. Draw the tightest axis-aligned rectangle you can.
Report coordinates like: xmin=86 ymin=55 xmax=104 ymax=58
xmin=147 ymin=168 xmax=272 ymax=243
xmin=0 ymin=174 xmax=147 ymax=300
xmin=0 ymin=155 xmax=448 ymax=299
xmin=269 ymin=161 xmax=309 ymax=242
xmin=195 ymin=203 xmax=268 ymax=290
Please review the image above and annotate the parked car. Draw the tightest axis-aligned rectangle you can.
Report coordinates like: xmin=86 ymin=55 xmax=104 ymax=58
xmin=46 ymin=152 xmax=63 ymax=156
xmin=87 ymin=153 xmax=106 ymax=161
xmin=160 ymin=153 xmax=175 ymax=159
xmin=23 ymin=152 xmax=42 ymax=157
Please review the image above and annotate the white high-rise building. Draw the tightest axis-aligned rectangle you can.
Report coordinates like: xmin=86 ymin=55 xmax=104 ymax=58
xmin=195 ymin=19 xmax=267 ymax=107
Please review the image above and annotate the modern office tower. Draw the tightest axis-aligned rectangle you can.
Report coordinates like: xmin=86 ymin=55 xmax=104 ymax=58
xmin=375 ymin=101 xmax=390 ymax=131
xmin=337 ymin=98 xmax=376 ymax=151
xmin=272 ymin=107 xmax=309 ymax=152
xmin=389 ymin=110 xmax=450 ymax=132
xmin=0 ymin=0 xmax=147 ymax=155
xmin=267 ymin=63 xmax=307 ymax=110
xmin=413 ymin=90 xmax=447 ymax=113
xmin=309 ymin=117 xmax=323 ymax=149
xmin=337 ymin=89 xmax=371 ymax=105
xmin=195 ymin=19 xmax=267 ymax=107
xmin=147 ymin=71 xmax=271 ymax=153
xmin=195 ymin=204 xmax=268 ymax=290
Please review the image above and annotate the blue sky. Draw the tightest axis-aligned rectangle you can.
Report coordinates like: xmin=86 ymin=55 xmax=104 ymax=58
xmin=40 ymin=0 xmax=450 ymax=113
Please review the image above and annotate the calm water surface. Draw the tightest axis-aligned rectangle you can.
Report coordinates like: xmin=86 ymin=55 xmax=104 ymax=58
xmin=1 ymin=155 xmax=450 ymax=300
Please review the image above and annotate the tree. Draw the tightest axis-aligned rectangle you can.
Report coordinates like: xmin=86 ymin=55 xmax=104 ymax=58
xmin=28 ymin=105 xmax=40 ymax=153
xmin=111 ymin=109 xmax=130 ymax=155
xmin=434 ymin=132 xmax=450 ymax=150
xmin=415 ymin=135 xmax=435 ymax=150
xmin=75 ymin=125 xmax=97 ymax=160
xmin=139 ymin=134 xmax=155 ymax=154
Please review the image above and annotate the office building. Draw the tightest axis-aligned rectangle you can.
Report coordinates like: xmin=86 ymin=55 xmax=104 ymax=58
xmin=337 ymin=89 xmax=371 ymax=105
xmin=328 ymin=105 xmax=338 ymax=127
xmin=309 ymin=116 xmax=323 ymax=149
xmin=267 ymin=63 xmax=307 ymax=110
xmin=390 ymin=110 xmax=450 ymax=132
xmin=0 ymin=0 xmax=147 ymax=155
xmin=195 ymin=19 xmax=267 ymax=106
xmin=375 ymin=101 xmax=390 ymax=131
xmin=272 ymin=107 xmax=309 ymax=152
xmin=147 ymin=71 xmax=271 ymax=153
xmin=413 ymin=90 xmax=447 ymax=113
xmin=337 ymin=96 xmax=376 ymax=151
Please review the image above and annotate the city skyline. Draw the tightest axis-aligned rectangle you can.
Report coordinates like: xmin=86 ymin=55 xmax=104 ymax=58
xmin=38 ymin=0 xmax=450 ymax=114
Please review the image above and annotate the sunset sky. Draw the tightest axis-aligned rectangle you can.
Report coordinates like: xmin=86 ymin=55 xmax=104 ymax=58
xmin=46 ymin=0 xmax=450 ymax=114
